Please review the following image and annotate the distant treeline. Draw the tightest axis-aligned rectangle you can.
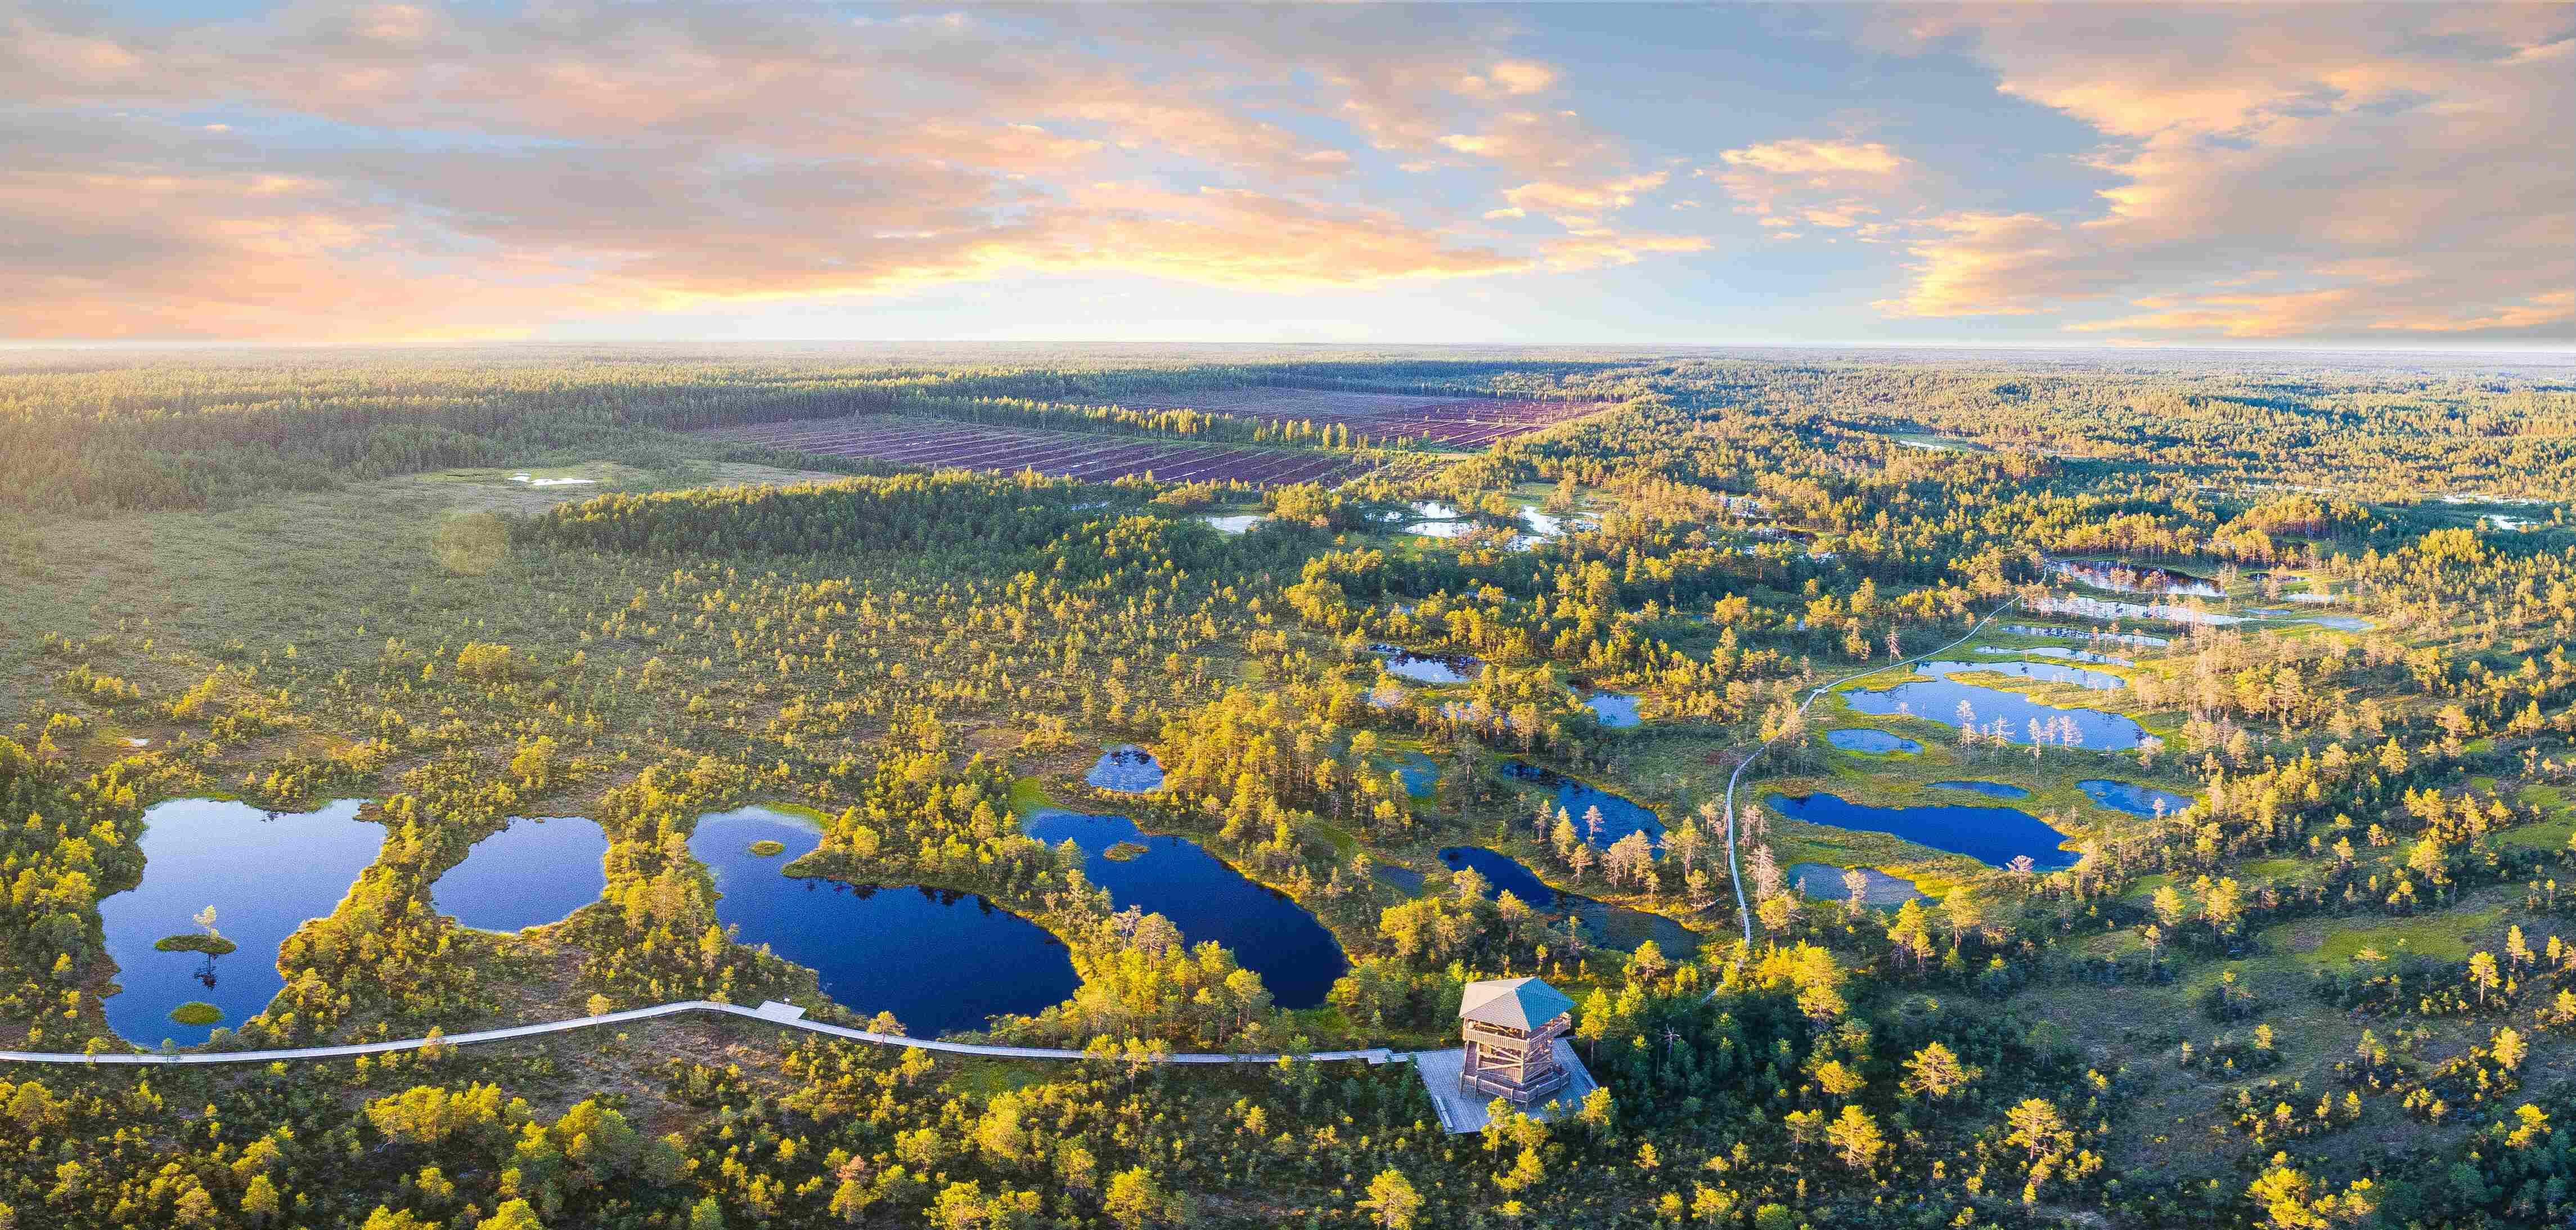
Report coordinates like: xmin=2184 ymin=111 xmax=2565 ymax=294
xmin=0 ymin=356 xmax=1544 ymax=511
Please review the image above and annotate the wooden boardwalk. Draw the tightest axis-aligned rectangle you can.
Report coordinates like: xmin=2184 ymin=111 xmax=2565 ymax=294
xmin=0 ymin=999 xmax=1404 ymax=1069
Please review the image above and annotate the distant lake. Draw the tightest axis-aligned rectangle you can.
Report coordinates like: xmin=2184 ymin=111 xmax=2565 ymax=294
xmin=1841 ymin=676 xmax=2145 ymax=749
xmin=1370 ymin=644 xmax=1483 ymax=684
xmin=2079 ymin=779 xmax=2195 ymax=818
xmin=2046 ymin=558 xmax=2223 ymax=598
xmin=1086 ymin=745 xmax=1166 ymax=793
xmin=1370 ymin=647 xmax=1494 ymax=686
xmin=1583 ymin=692 xmax=1642 ymax=728
xmin=437 ymin=816 xmax=609 ymax=932
xmin=1501 ymin=761 xmax=1665 ymax=851
xmin=1765 ymin=792 xmax=2076 ymax=870
xmin=99 ymin=798 xmax=385 ymax=1046
xmin=690 ymin=807 xmax=1076 ymax=1037
xmin=1024 ymin=810 xmax=1347 ymax=1009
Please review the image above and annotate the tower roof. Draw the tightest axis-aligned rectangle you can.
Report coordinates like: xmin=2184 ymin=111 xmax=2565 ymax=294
xmin=1458 ymin=977 xmax=1575 ymax=1030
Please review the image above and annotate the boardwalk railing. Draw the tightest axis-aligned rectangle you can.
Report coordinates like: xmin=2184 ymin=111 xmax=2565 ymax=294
xmin=0 ymin=999 xmax=1404 ymax=1069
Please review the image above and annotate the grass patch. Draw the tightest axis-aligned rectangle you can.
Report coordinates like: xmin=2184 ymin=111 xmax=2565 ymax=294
xmin=1103 ymin=841 xmax=1149 ymax=862
xmin=169 ymin=1002 xmax=223 ymax=1027
xmin=746 ymin=840 xmax=787 ymax=858
xmin=2263 ymin=905 xmax=2508 ymax=968
xmin=1008 ymin=776 xmax=1055 ymax=818
xmin=153 ymin=933 xmax=237 ymax=956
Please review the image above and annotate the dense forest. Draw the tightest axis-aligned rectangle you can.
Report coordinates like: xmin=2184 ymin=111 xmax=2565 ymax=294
xmin=1 ymin=343 xmax=2572 ymax=1228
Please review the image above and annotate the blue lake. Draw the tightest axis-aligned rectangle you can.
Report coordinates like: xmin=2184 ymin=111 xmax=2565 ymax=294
xmin=437 ymin=816 xmax=609 ymax=932
xmin=1827 ymin=728 xmax=1921 ymax=755
xmin=2079 ymin=779 xmax=2196 ymax=818
xmin=1370 ymin=644 xmax=1483 ymax=684
xmin=1436 ymin=847 xmax=1699 ymax=955
xmin=1022 ymin=810 xmax=1347 ymax=1009
xmin=1583 ymin=692 xmax=1642 ymax=728
xmin=1928 ymin=780 xmax=2031 ymax=800
xmin=1501 ymin=761 xmax=1665 ymax=851
xmin=1765 ymin=792 xmax=2076 ymax=871
xmin=99 ymin=797 xmax=385 ymax=1046
xmin=1841 ymin=678 xmax=2145 ymax=749
xmin=690 ymin=807 xmax=1077 ymax=1037
xmin=1086 ymin=746 xmax=1166 ymax=793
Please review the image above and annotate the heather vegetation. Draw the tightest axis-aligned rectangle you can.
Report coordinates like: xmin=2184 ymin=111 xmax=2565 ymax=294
xmin=2 ymin=344 xmax=2572 ymax=1228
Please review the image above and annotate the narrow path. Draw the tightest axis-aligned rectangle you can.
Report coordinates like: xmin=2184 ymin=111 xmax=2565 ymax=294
xmin=1716 ymin=596 xmax=2020 ymax=946
xmin=0 ymin=999 xmax=1406 ymax=1067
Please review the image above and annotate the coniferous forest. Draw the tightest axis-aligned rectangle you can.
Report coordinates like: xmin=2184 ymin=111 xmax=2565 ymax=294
xmin=2 ymin=343 xmax=2574 ymax=1229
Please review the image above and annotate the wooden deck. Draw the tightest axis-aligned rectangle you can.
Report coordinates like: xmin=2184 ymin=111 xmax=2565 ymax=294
xmin=1412 ymin=1039 xmax=1598 ymax=1135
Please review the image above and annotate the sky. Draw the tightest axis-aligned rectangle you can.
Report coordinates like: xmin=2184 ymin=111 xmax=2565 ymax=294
xmin=4 ymin=2 xmax=2569 ymax=348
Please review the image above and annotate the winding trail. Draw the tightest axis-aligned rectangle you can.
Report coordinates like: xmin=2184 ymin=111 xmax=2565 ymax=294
xmin=0 ymin=999 xmax=1404 ymax=1067
xmin=1716 ymin=597 xmax=2020 ymax=946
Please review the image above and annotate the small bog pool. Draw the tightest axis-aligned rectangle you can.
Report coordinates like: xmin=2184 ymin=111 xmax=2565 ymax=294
xmin=1827 ymin=728 xmax=1921 ymax=755
xmin=436 ymin=816 xmax=610 ymax=932
xmin=1841 ymin=677 xmax=2145 ymax=749
xmin=1086 ymin=746 xmax=1166 ymax=793
xmin=1765 ymin=792 xmax=2075 ymax=871
xmin=1501 ymin=761 xmax=1665 ymax=851
xmin=1788 ymin=863 xmax=1922 ymax=905
xmin=99 ymin=798 xmax=386 ymax=1046
xmin=691 ymin=807 xmax=1077 ymax=1036
xmin=1385 ymin=751 xmax=1440 ymax=797
xmin=1023 ymin=810 xmax=1347 ymax=1009
xmin=1436 ymin=847 xmax=1698 ymax=955
xmin=1583 ymin=692 xmax=1642 ymax=728
xmin=1370 ymin=644 xmax=1483 ymax=684
xmin=2079 ymin=779 xmax=2195 ymax=818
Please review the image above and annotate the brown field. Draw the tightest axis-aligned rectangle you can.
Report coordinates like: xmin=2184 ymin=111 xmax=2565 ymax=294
xmin=1124 ymin=387 xmax=1607 ymax=448
xmin=697 ymin=415 xmax=1374 ymax=486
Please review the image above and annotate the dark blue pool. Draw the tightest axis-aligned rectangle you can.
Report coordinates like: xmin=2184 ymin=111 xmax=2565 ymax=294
xmin=1765 ymin=792 xmax=2076 ymax=871
xmin=1023 ymin=810 xmax=1347 ymax=1009
xmin=690 ymin=806 xmax=1077 ymax=1036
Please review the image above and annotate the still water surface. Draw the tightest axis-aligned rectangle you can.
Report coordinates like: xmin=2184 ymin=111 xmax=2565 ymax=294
xmin=691 ymin=807 xmax=1077 ymax=1036
xmin=100 ymin=798 xmax=385 ymax=1045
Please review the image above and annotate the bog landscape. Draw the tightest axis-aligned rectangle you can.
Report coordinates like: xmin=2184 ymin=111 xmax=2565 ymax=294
xmin=3 ymin=2 xmax=2571 ymax=1228
xmin=3 ymin=343 xmax=2572 ymax=1230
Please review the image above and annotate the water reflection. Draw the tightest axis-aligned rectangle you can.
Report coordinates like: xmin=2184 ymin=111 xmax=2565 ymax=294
xmin=1765 ymin=792 xmax=2075 ymax=870
xmin=1827 ymin=728 xmax=1921 ymax=755
xmin=1023 ymin=810 xmax=1347 ymax=1008
xmin=438 ymin=816 xmax=610 ymax=932
xmin=690 ymin=807 xmax=1076 ymax=1036
xmin=100 ymin=798 xmax=385 ymax=1045
xmin=1500 ymin=761 xmax=1665 ymax=851
xmin=2078 ymin=779 xmax=2195 ymax=818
